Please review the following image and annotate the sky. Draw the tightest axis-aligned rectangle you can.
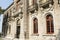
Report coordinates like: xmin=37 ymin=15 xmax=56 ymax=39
xmin=0 ymin=14 xmax=3 ymax=33
xmin=0 ymin=0 xmax=13 ymax=33
xmin=0 ymin=0 xmax=13 ymax=9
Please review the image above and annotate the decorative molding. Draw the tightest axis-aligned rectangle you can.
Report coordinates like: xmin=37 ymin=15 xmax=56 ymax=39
xmin=7 ymin=17 xmax=15 ymax=22
xmin=43 ymin=34 xmax=56 ymax=37
xmin=39 ymin=0 xmax=54 ymax=7
xmin=28 ymin=3 xmax=38 ymax=13
xmin=40 ymin=4 xmax=54 ymax=13
xmin=31 ymin=34 xmax=39 ymax=36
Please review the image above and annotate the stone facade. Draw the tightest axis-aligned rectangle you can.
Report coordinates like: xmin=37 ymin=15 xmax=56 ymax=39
xmin=2 ymin=0 xmax=60 ymax=40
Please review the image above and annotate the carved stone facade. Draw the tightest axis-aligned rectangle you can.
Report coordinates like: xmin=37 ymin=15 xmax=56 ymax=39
xmin=2 ymin=0 xmax=60 ymax=40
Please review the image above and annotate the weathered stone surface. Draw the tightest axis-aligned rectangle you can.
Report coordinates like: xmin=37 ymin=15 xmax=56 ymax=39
xmin=2 ymin=0 xmax=60 ymax=40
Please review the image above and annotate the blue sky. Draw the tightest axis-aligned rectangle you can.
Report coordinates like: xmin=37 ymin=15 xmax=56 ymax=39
xmin=0 ymin=14 xmax=3 ymax=33
xmin=0 ymin=0 xmax=13 ymax=9
xmin=0 ymin=0 xmax=13 ymax=33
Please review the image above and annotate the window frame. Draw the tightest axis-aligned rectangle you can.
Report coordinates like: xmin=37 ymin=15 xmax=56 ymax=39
xmin=46 ymin=14 xmax=54 ymax=34
xmin=33 ymin=18 xmax=38 ymax=34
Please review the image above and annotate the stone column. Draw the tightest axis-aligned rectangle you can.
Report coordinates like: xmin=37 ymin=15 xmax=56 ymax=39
xmin=23 ymin=0 xmax=29 ymax=40
xmin=19 ymin=19 xmax=25 ymax=40
xmin=7 ymin=18 xmax=16 ymax=39
xmin=53 ymin=0 xmax=60 ymax=35
xmin=6 ymin=21 xmax=11 ymax=38
xmin=6 ymin=24 xmax=10 ymax=36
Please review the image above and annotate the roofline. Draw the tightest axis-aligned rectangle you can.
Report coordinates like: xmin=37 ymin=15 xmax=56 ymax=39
xmin=4 ymin=2 xmax=14 ymax=12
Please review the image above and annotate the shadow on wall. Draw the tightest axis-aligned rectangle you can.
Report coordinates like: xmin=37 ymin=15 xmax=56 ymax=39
xmin=57 ymin=29 xmax=60 ymax=40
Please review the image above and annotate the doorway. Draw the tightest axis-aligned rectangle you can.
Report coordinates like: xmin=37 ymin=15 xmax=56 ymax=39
xmin=15 ymin=26 xmax=20 ymax=38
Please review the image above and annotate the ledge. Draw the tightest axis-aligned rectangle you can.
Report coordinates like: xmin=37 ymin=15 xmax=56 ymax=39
xmin=31 ymin=33 xmax=39 ymax=36
xmin=43 ymin=34 xmax=56 ymax=37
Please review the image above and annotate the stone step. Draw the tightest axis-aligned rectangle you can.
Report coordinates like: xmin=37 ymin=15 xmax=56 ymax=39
xmin=2 ymin=38 xmax=20 ymax=40
xmin=13 ymin=38 xmax=19 ymax=40
xmin=2 ymin=37 xmax=29 ymax=40
xmin=2 ymin=38 xmax=12 ymax=40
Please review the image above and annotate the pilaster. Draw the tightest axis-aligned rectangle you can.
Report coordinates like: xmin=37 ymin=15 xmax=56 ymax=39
xmin=23 ymin=0 xmax=29 ymax=40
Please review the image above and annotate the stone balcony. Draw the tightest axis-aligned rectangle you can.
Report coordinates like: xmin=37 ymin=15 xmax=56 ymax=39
xmin=28 ymin=3 xmax=38 ymax=13
xmin=39 ymin=0 xmax=54 ymax=9
xmin=7 ymin=11 xmax=23 ymax=22
xmin=12 ymin=7 xmax=23 ymax=17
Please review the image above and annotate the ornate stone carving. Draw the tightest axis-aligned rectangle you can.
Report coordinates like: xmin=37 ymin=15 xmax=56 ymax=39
xmin=39 ymin=0 xmax=54 ymax=9
xmin=7 ymin=17 xmax=15 ymax=22
xmin=28 ymin=3 xmax=38 ymax=13
xmin=40 ymin=4 xmax=53 ymax=13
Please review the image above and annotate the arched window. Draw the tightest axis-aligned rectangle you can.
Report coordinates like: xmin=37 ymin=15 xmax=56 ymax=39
xmin=33 ymin=18 xmax=38 ymax=33
xmin=46 ymin=14 xmax=54 ymax=34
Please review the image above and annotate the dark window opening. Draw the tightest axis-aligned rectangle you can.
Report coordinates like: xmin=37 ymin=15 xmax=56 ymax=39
xmin=33 ymin=18 xmax=38 ymax=34
xmin=46 ymin=14 xmax=54 ymax=34
xmin=15 ymin=26 xmax=20 ymax=38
